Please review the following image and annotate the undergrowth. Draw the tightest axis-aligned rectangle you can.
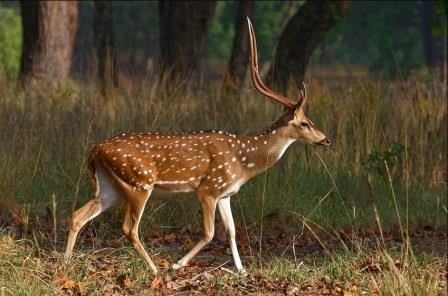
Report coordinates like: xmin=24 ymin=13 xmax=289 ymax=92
xmin=0 ymin=69 xmax=446 ymax=295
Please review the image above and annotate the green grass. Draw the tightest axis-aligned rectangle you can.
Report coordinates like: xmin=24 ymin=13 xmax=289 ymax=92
xmin=2 ymin=73 xmax=446 ymax=231
xmin=0 ymin=72 xmax=446 ymax=231
xmin=0 ymin=69 xmax=446 ymax=294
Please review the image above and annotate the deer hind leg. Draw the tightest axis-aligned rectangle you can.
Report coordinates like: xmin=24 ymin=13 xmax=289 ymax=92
xmin=64 ymin=169 xmax=120 ymax=260
xmin=172 ymin=194 xmax=217 ymax=270
xmin=218 ymin=197 xmax=245 ymax=274
xmin=121 ymin=185 xmax=158 ymax=274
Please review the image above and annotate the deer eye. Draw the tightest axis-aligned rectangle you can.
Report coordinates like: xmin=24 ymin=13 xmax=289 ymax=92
xmin=300 ymin=122 xmax=309 ymax=129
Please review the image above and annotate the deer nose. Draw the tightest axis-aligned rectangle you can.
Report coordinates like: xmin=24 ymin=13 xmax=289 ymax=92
xmin=318 ymin=138 xmax=331 ymax=147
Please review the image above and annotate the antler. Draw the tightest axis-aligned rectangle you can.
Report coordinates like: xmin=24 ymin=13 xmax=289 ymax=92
xmin=247 ymin=17 xmax=296 ymax=109
xmin=298 ymin=82 xmax=307 ymax=107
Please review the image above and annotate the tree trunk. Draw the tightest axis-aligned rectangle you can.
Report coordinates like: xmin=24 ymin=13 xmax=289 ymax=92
xmin=94 ymin=1 xmax=118 ymax=92
xmin=222 ymin=1 xmax=254 ymax=94
xmin=319 ymin=40 xmax=332 ymax=65
xmin=261 ymin=1 xmax=300 ymax=80
xmin=269 ymin=1 xmax=352 ymax=92
xmin=420 ymin=1 xmax=444 ymax=69
xmin=158 ymin=1 xmax=216 ymax=89
xmin=19 ymin=1 xmax=78 ymax=88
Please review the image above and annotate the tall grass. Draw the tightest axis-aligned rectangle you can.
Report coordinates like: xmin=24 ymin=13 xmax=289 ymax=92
xmin=0 ymin=69 xmax=446 ymax=295
xmin=0 ymin=69 xmax=446 ymax=234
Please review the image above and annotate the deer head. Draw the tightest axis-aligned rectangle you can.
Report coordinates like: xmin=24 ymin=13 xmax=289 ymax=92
xmin=247 ymin=18 xmax=330 ymax=147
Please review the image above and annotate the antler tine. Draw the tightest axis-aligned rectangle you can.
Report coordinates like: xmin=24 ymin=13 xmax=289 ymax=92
xmin=247 ymin=18 xmax=296 ymax=109
xmin=247 ymin=18 xmax=274 ymax=100
xmin=298 ymin=82 xmax=307 ymax=107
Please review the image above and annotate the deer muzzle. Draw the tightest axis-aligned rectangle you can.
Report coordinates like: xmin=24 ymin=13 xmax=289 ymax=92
xmin=316 ymin=138 xmax=331 ymax=147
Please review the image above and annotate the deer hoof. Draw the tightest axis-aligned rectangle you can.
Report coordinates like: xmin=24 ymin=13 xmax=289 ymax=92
xmin=238 ymin=268 xmax=248 ymax=276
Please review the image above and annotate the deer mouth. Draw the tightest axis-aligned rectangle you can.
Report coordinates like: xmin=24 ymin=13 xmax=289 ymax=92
xmin=316 ymin=138 xmax=331 ymax=147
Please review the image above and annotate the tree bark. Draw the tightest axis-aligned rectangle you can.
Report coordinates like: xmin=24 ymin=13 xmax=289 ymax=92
xmin=19 ymin=1 xmax=78 ymax=88
xmin=222 ymin=1 xmax=254 ymax=94
xmin=269 ymin=1 xmax=352 ymax=92
xmin=94 ymin=1 xmax=118 ymax=92
xmin=420 ymin=1 xmax=444 ymax=69
xmin=158 ymin=1 xmax=216 ymax=88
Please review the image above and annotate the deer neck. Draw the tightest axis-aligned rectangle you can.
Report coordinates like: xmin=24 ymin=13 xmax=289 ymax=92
xmin=238 ymin=125 xmax=296 ymax=178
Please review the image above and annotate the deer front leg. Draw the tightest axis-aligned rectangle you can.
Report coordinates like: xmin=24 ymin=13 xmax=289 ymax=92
xmin=218 ymin=197 xmax=246 ymax=274
xmin=171 ymin=195 xmax=217 ymax=270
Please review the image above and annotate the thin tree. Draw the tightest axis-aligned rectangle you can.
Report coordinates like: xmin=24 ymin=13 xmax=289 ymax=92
xmin=420 ymin=1 xmax=445 ymax=69
xmin=222 ymin=1 xmax=254 ymax=94
xmin=269 ymin=1 xmax=352 ymax=92
xmin=158 ymin=1 xmax=216 ymax=89
xmin=19 ymin=1 xmax=78 ymax=88
xmin=94 ymin=1 xmax=118 ymax=93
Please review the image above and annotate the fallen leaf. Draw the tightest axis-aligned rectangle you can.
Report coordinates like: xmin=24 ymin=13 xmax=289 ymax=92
xmin=117 ymin=273 xmax=134 ymax=289
xmin=158 ymin=258 xmax=171 ymax=269
xmin=164 ymin=233 xmax=177 ymax=243
xmin=54 ymin=275 xmax=85 ymax=294
xmin=265 ymin=281 xmax=276 ymax=290
xmin=150 ymin=276 xmax=163 ymax=290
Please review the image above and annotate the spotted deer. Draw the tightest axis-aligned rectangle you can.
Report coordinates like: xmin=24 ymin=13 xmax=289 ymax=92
xmin=64 ymin=18 xmax=330 ymax=275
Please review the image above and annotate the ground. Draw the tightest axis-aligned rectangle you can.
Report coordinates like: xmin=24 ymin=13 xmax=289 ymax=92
xmin=0 ymin=217 xmax=446 ymax=296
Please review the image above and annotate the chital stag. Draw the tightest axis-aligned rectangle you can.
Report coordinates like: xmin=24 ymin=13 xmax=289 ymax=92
xmin=64 ymin=18 xmax=330 ymax=275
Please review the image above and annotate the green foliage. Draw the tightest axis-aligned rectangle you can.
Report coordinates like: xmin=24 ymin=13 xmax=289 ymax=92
xmin=206 ymin=1 xmax=237 ymax=60
xmin=73 ymin=0 xmax=441 ymax=76
xmin=207 ymin=1 xmax=434 ymax=77
xmin=363 ymin=142 xmax=404 ymax=177
xmin=206 ymin=1 xmax=291 ymax=61
xmin=113 ymin=1 xmax=159 ymax=54
xmin=76 ymin=1 xmax=159 ymax=57
xmin=433 ymin=0 xmax=448 ymax=37
xmin=1 ymin=1 xmax=441 ymax=78
xmin=319 ymin=1 xmax=425 ymax=78
xmin=252 ymin=1 xmax=292 ymax=61
xmin=0 ymin=3 xmax=22 ymax=78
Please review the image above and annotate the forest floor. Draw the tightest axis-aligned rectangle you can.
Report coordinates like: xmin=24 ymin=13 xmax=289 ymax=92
xmin=0 ymin=216 xmax=446 ymax=296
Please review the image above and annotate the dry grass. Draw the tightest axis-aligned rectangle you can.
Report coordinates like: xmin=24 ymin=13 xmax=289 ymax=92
xmin=0 ymin=70 xmax=446 ymax=226
xmin=0 ymin=68 xmax=446 ymax=295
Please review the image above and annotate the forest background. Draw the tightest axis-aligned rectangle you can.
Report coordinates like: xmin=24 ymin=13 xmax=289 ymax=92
xmin=0 ymin=1 xmax=446 ymax=295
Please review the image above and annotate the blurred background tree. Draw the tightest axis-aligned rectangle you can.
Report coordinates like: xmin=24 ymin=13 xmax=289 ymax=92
xmin=18 ymin=1 xmax=77 ymax=88
xmin=158 ymin=1 xmax=216 ymax=89
xmin=270 ymin=0 xmax=353 ymax=91
xmin=420 ymin=1 xmax=446 ymax=69
xmin=94 ymin=0 xmax=118 ymax=93
xmin=222 ymin=0 xmax=254 ymax=94
xmin=0 ymin=0 xmax=446 ymax=85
